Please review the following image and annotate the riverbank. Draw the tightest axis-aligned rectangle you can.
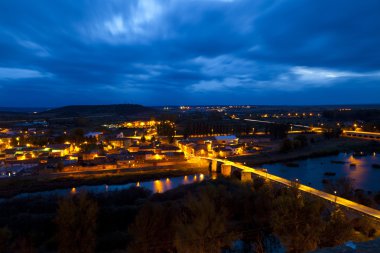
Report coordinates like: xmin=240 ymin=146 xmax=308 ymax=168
xmin=0 ymin=164 xmax=209 ymax=198
xmin=230 ymin=137 xmax=380 ymax=166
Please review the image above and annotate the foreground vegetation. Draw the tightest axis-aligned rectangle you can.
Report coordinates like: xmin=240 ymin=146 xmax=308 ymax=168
xmin=0 ymin=176 xmax=378 ymax=253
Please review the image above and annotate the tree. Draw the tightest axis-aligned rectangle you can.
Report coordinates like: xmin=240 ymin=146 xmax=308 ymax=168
xmin=294 ymin=135 xmax=308 ymax=148
xmin=70 ymin=128 xmax=85 ymax=144
xmin=12 ymin=237 xmax=37 ymax=253
xmin=271 ymin=185 xmax=325 ymax=253
xmin=174 ymin=186 xmax=236 ymax=253
xmin=320 ymin=207 xmax=353 ymax=247
xmin=0 ymin=227 xmax=12 ymax=252
xmin=56 ymin=161 xmax=64 ymax=172
xmin=56 ymin=193 xmax=98 ymax=253
xmin=269 ymin=124 xmax=289 ymax=140
xmin=323 ymin=128 xmax=342 ymax=139
xmin=324 ymin=177 xmax=354 ymax=200
xmin=128 ymin=203 xmax=176 ymax=253
xmin=352 ymin=216 xmax=377 ymax=238
xmin=280 ymin=139 xmax=293 ymax=153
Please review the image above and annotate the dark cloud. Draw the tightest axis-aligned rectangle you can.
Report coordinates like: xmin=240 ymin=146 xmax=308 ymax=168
xmin=0 ymin=0 xmax=379 ymax=106
xmin=250 ymin=0 xmax=380 ymax=71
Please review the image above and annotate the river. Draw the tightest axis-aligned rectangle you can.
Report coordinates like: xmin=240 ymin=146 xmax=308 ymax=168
xmin=262 ymin=152 xmax=380 ymax=192
xmin=7 ymin=173 xmax=207 ymax=200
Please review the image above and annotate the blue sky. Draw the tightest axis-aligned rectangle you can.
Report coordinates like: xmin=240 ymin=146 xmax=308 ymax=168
xmin=0 ymin=0 xmax=380 ymax=106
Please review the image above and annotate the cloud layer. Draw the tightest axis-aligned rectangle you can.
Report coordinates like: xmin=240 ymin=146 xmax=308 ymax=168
xmin=0 ymin=0 xmax=379 ymax=106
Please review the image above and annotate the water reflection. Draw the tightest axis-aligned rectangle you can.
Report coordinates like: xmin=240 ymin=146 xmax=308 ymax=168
xmin=165 ymin=178 xmax=172 ymax=189
xmin=346 ymin=155 xmax=367 ymax=187
xmin=6 ymin=173 xmax=209 ymax=200
xmin=264 ymin=153 xmax=380 ymax=191
xmin=153 ymin=180 xmax=164 ymax=193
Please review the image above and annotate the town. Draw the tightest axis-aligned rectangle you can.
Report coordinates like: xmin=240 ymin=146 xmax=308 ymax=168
xmin=1 ymin=104 xmax=379 ymax=180
xmin=2 ymin=0 xmax=380 ymax=251
xmin=1 ymin=104 xmax=380 ymax=252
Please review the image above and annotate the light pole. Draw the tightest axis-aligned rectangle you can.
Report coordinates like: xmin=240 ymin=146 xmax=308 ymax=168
xmin=334 ymin=191 xmax=337 ymax=204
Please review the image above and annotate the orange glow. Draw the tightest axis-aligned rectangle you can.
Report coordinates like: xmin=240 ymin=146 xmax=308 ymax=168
xmin=70 ymin=187 xmax=77 ymax=194
xmin=136 ymin=182 xmax=140 ymax=187
xmin=199 ymin=173 xmax=205 ymax=181
xmin=153 ymin=180 xmax=164 ymax=193
xmin=165 ymin=178 xmax=172 ymax=189
xmin=346 ymin=155 xmax=367 ymax=187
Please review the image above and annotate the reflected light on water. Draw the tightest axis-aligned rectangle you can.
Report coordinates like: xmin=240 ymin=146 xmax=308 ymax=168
xmin=153 ymin=180 xmax=164 ymax=193
xmin=347 ymin=155 xmax=367 ymax=188
xmin=105 ymin=184 xmax=109 ymax=192
xmin=165 ymin=178 xmax=172 ymax=189
xmin=183 ymin=175 xmax=189 ymax=184
xmin=136 ymin=182 xmax=140 ymax=187
xmin=70 ymin=187 xmax=76 ymax=194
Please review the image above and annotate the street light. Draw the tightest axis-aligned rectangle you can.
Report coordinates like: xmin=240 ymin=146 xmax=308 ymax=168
xmin=334 ymin=191 xmax=337 ymax=204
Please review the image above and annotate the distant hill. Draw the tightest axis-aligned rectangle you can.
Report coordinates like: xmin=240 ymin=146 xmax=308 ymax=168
xmin=38 ymin=104 xmax=155 ymax=118
xmin=0 ymin=107 xmax=48 ymax=113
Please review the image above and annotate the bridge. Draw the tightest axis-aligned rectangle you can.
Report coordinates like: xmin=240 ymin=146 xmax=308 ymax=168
xmin=343 ymin=130 xmax=380 ymax=141
xmin=200 ymin=157 xmax=380 ymax=220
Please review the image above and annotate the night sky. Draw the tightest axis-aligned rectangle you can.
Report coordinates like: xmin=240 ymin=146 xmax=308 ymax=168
xmin=1 ymin=0 xmax=380 ymax=107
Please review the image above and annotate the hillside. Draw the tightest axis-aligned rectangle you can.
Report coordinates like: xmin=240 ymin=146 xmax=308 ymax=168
xmin=39 ymin=104 xmax=155 ymax=117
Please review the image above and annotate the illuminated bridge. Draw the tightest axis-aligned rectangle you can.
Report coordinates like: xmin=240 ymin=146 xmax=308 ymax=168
xmin=343 ymin=130 xmax=380 ymax=141
xmin=199 ymin=157 xmax=380 ymax=220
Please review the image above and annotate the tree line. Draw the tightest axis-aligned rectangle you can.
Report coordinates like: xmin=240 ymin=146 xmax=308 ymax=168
xmin=0 ymin=177 xmax=376 ymax=253
xmin=182 ymin=120 xmax=252 ymax=138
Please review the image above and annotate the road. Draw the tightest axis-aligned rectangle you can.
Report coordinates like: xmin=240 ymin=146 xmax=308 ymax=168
xmin=203 ymin=157 xmax=380 ymax=220
xmin=243 ymin=118 xmax=313 ymax=129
